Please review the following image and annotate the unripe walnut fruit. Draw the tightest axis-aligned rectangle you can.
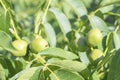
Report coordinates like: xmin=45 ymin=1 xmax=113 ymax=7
xmin=87 ymin=28 xmax=102 ymax=46
xmin=30 ymin=37 xmax=49 ymax=53
xmin=12 ymin=40 xmax=28 ymax=56
xmin=76 ymin=37 xmax=88 ymax=52
xmin=90 ymin=49 xmax=103 ymax=61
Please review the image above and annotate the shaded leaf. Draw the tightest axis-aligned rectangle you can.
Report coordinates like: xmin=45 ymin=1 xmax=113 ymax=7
xmin=38 ymin=48 xmax=78 ymax=60
xmin=81 ymin=0 xmax=92 ymax=8
xmin=50 ymin=69 xmax=85 ymax=80
xmin=0 ymin=64 xmax=6 ymax=80
xmin=49 ymin=8 xmax=72 ymax=35
xmin=10 ymin=60 xmax=35 ymax=80
xmin=0 ymin=58 xmax=9 ymax=78
xmin=6 ymin=59 xmax=21 ymax=77
xmin=107 ymin=49 xmax=120 ymax=80
xmin=30 ymin=67 xmax=43 ymax=80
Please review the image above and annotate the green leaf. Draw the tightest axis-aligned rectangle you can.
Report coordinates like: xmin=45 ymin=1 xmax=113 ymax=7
xmin=43 ymin=22 xmax=56 ymax=47
xmin=34 ymin=11 xmax=44 ymax=34
xmin=91 ymin=72 xmax=100 ymax=80
xmin=49 ymin=8 xmax=72 ymax=35
xmin=0 ymin=31 xmax=16 ymax=52
xmin=0 ymin=0 xmax=12 ymax=10
xmin=10 ymin=60 xmax=35 ymax=80
xmin=1 ymin=0 xmax=18 ymax=28
xmin=38 ymin=48 xmax=78 ymax=60
xmin=0 ymin=11 xmax=10 ymax=33
xmin=113 ymin=32 xmax=120 ymax=50
xmin=105 ymin=12 xmax=120 ymax=17
xmin=100 ymin=0 xmax=120 ymax=7
xmin=50 ymin=69 xmax=85 ymax=80
xmin=50 ymin=60 xmax=87 ymax=73
xmin=30 ymin=67 xmax=43 ymax=80
xmin=0 ymin=58 xmax=9 ymax=78
xmin=0 ymin=64 xmax=6 ymax=80
xmin=17 ymin=67 xmax=41 ymax=80
xmin=65 ymin=0 xmax=87 ymax=16
xmin=107 ymin=49 xmax=120 ymax=80
xmin=89 ymin=15 xmax=109 ymax=35
xmin=79 ymin=52 xmax=90 ymax=65
xmin=105 ymin=32 xmax=114 ymax=51
xmin=100 ymin=5 xmax=114 ymax=13
xmin=0 ymin=31 xmax=26 ymax=56
xmin=81 ymin=0 xmax=92 ymax=8
xmin=2 ymin=58 xmax=26 ymax=78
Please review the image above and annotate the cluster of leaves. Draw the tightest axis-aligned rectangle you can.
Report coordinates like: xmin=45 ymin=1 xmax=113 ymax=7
xmin=0 ymin=0 xmax=120 ymax=80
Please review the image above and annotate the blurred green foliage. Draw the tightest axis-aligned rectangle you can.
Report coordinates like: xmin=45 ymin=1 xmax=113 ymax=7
xmin=0 ymin=0 xmax=120 ymax=80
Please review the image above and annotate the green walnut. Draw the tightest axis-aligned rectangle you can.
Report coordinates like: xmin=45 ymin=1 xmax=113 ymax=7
xmin=87 ymin=28 xmax=103 ymax=46
xmin=90 ymin=49 xmax=103 ymax=61
xmin=76 ymin=37 xmax=88 ymax=52
xmin=30 ymin=37 xmax=49 ymax=53
xmin=12 ymin=40 xmax=28 ymax=56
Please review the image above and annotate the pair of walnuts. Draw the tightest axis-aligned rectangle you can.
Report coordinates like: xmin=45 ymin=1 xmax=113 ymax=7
xmin=11 ymin=36 xmax=49 ymax=57
xmin=88 ymin=28 xmax=103 ymax=61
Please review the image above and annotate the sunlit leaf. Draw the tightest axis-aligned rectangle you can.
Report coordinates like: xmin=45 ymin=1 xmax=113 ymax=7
xmin=89 ymin=15 xmax=109 ymax=35
xmin=50 ymin=69 xmax=85 ymax=80
xmin=65 ymin=0 xmax=87 ymax=16
xmin=17 ymin=67 xmax=42 ymax=80
xmin=91 ymin=72 xmax=100 ymax=80
xmin=0 ymin=11 xmax=10 ymax=33
xmin=43 ymin=22 xmax=56 ymax=47
xmin=79 ymin=52 xmax=90 ymax=65
xmin=113 ymin=32 xmax=120 ymax=50
xmin=100 ymin=5 xmax=114 ymax=13
xmin=100 ymin=0 xmax=120 ymax=7
xmin=38 ymin=48 xmax=78 ymax=60
xmin=50 ymin=60 xmax=87 ymax=72
xmin=105 ymin=32 xmax=114 ymax=51
xmin=49 ymin=8 xmax=72 ymax=35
